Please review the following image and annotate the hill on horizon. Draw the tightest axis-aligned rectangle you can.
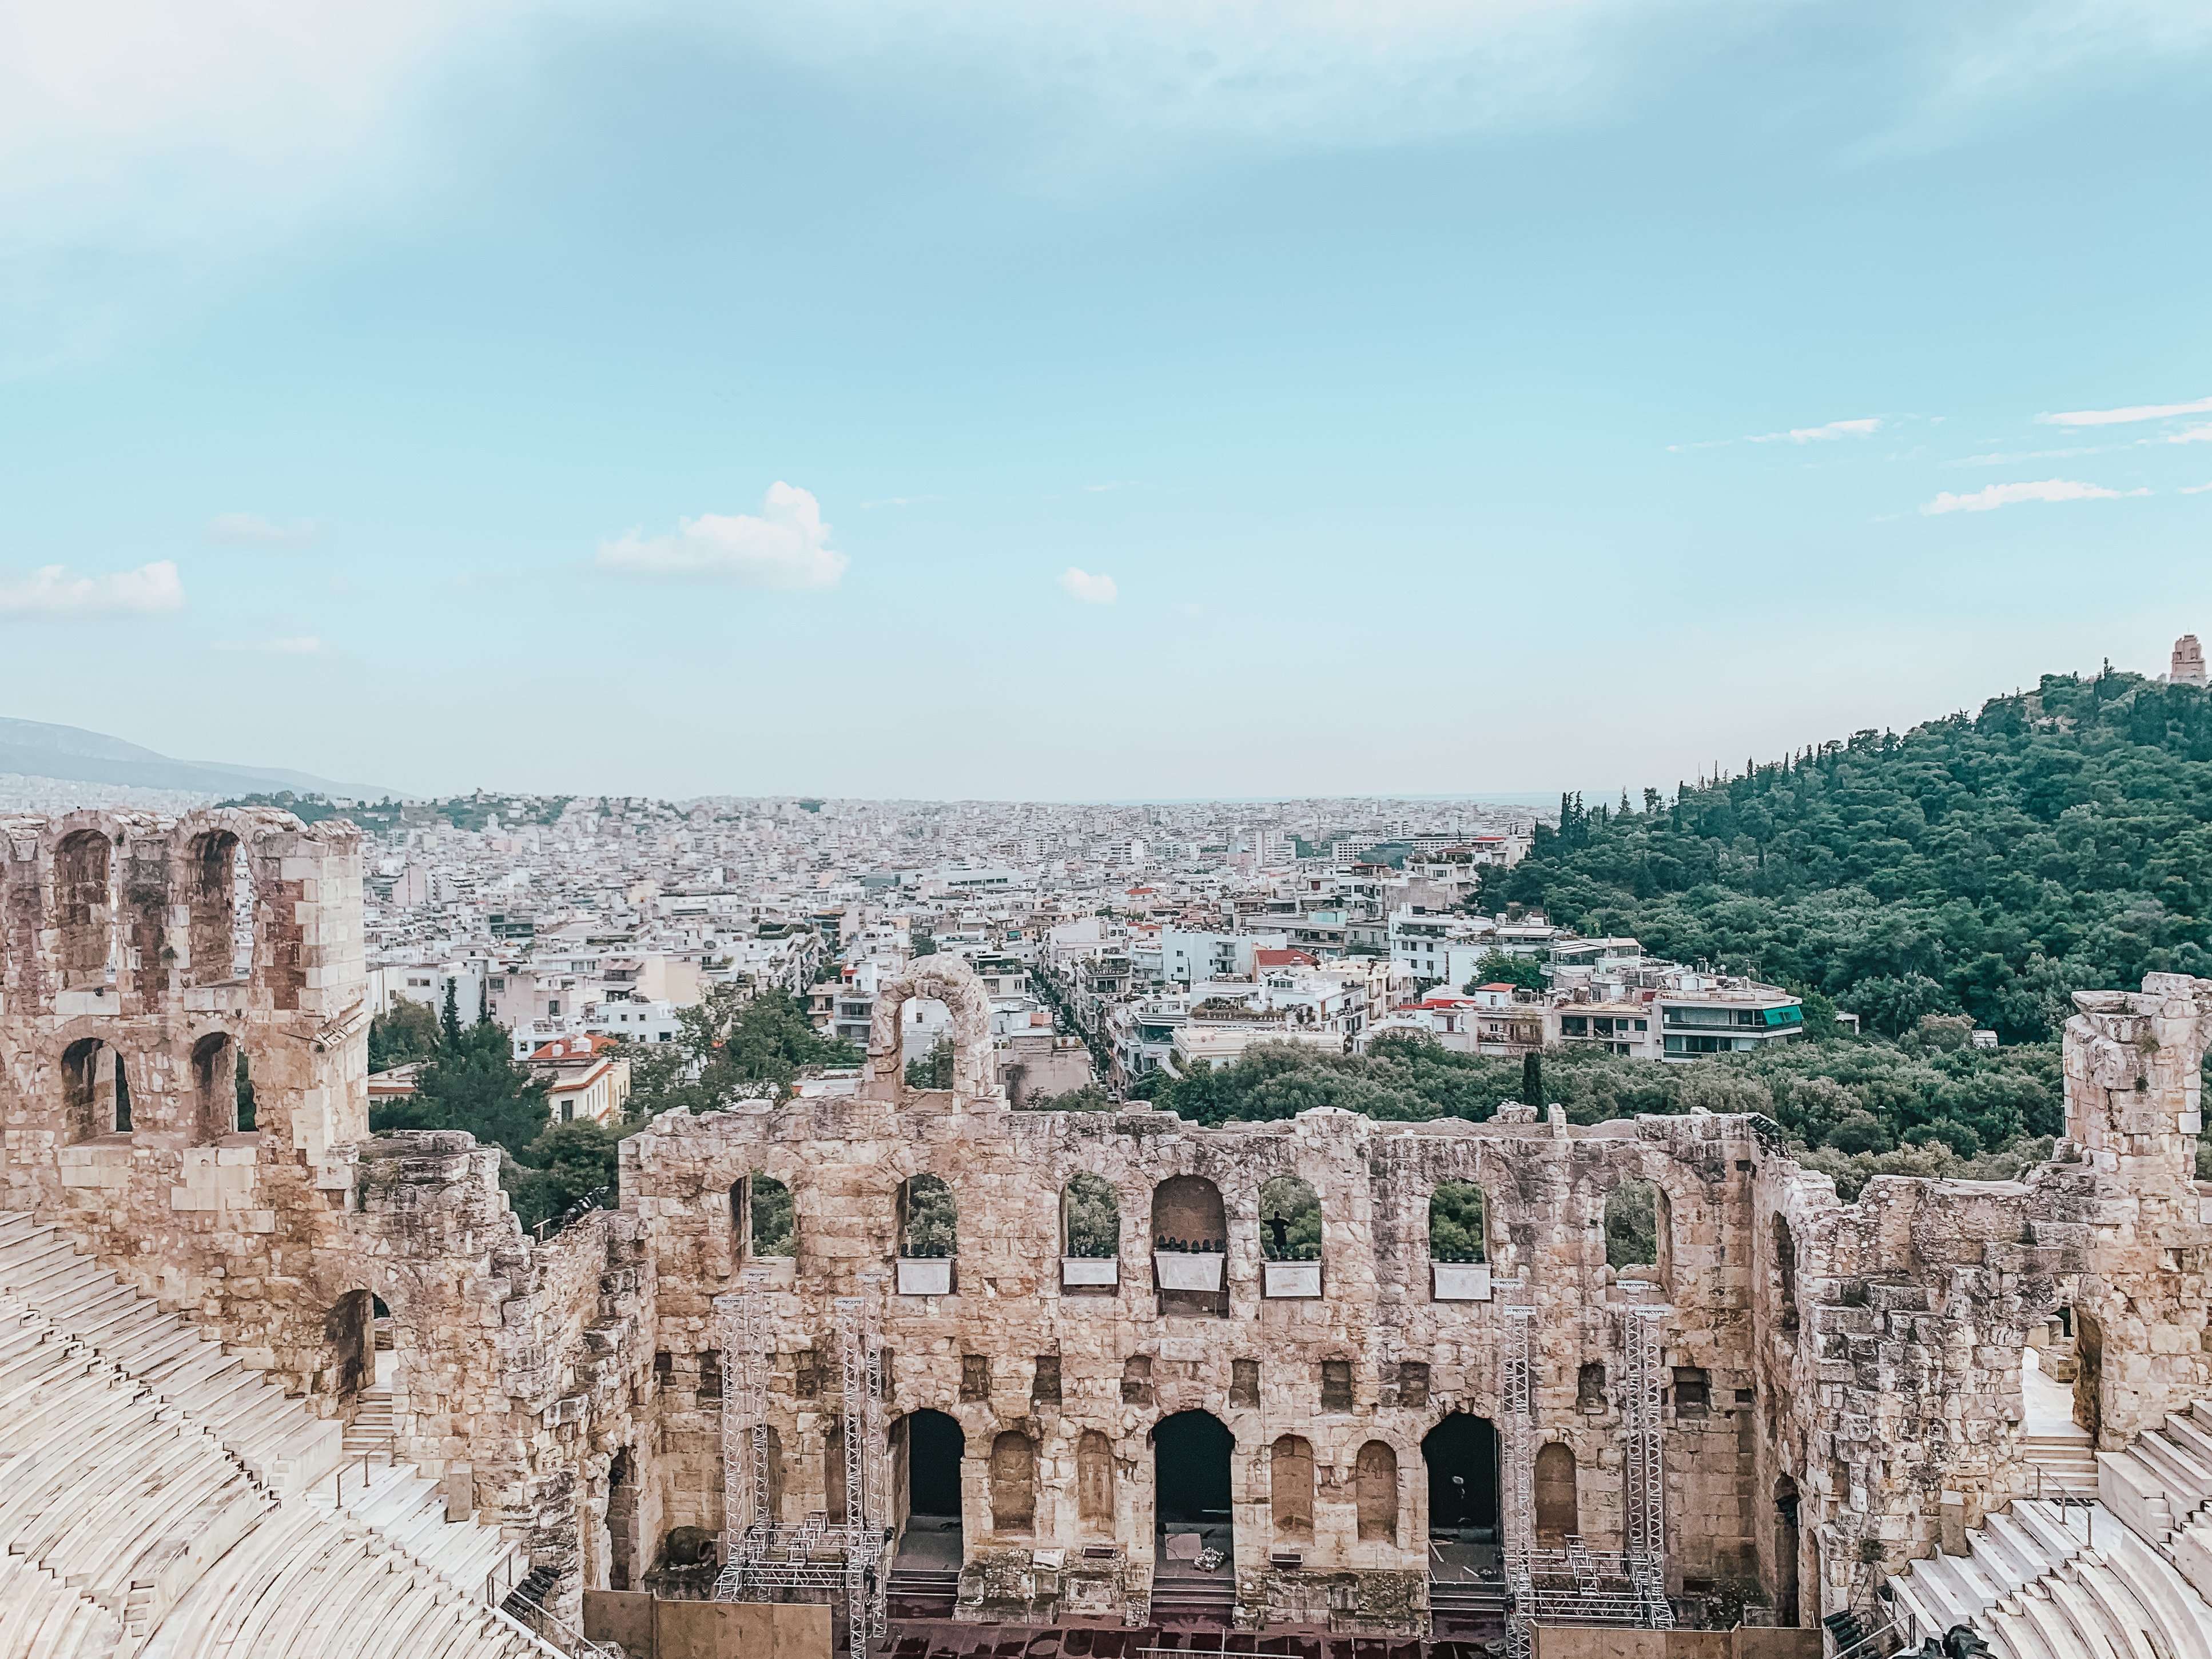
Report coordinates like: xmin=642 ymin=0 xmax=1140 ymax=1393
xmin=1486 ymin=666 xmax=2212 ymax=1044
xmin=0 ymin=716 xmax=395 ymax=801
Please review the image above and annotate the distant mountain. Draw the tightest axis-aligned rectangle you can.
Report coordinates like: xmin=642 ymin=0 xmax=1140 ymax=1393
xmin=0 ymin=717 xmax=396 ymax=800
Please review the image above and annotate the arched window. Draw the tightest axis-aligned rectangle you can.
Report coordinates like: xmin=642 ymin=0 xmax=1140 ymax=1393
xmin=325 ymin=1288 xmax=375 ymax=1399
xmin=1773 ymin=1214 xmax=1797 ymax=1313
xmin=608 ymin=1449 xmax=639 ymax=1590
xmin=185 ymin=830 xmax=242 ymax=986
xmin=1151 ymin=1175 xmax=1228 ymax=1316
xmin=1355 ymin=1441 xmax=1399 ymax=1543
xmin=1063 ymin=1172 xmax=1120 ymax=1258
xmin=989 ymin=1431 xmax=1036 ymax=1532
xmin=1258 ymin=1175 xmax=1320 ymax=1262
xmin=1270 ymin=1435 xmax=1315 ymax=1538
xmin=1533 ymin=1442 xmax=1578 ymax=1545
xmin=898 ymin=1174 xmax=956 ymax=1257
xmin=191 ymin=1034 xmax=237 ymax=1142
xmin=1605 ymin=1180 xmax=1660 ymax=1274
xmin=53 ymin=830 xmax=112 ymax=986
xmin=236 ymin=1048 xmax=256 ymax=1132
xmin=750 ymin=1173 xmax=795 ymax=1258
xmin=1077 ymin=1430 xmax=1115 ymax=1531
xmin=1429 ymin=1181 xmax=1487 ymax=1263
xmin=62 ymin=1039 xmax=123 ymax=1141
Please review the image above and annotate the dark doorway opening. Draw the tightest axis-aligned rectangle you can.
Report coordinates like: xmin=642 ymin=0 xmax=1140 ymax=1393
xmin=610 ymin=1449 xmax=639 ymax=1590
xmin=1423 ymin=1414 xmax=1500 ymax=1539
xmin=1155 ymin=1410 xmax=1234 ymax=1525
xmin=326 ymin=1288 xmax=375 ymax=1399
xmin=2074 ymin=1308 xmax=2104 ymax=1442
xmin=1774 ymin=1474 xmax=1801 ymax=1626
xmin=1154 ymin=1409 xmax=1235 ymax=1580
xmin=894 ymin=1410 xmax=966 ymax=1576
xmin=908 ymin=1409 xmax=964 ymax=1517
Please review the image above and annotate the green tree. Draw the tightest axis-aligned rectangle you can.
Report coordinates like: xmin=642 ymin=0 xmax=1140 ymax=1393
xmin=372 ymin=1002 xmax=548 ymax=1156
xmin=623 ymin=985 xmax=860 ymax=1119
xmin=1521 ymin=1051 xmax=1543 ymax=1108
xmin=906 ymin=1039 xmax=953 ymax=1092
xmin=1467 ymin=950 xmax=1547 ymax=993
xmin=504 ymin=1117 xmax=621 ymax=1231
xmin=368 ymin=997 xmax=443 ymax=1072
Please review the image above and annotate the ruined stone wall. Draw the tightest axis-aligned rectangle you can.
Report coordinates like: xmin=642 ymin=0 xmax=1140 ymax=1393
xmin=10 ymin=825 xmax=2212 ymax=1639
xmin=623 ymin=966 xmax=1776 ymax=1629
xmin=0 ymin=810 xmax=650 ymax=1627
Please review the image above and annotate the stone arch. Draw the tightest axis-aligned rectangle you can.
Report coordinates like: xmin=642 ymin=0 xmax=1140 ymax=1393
xmin=1076 ymin=1429 xmax=1115 ymax=1532
xmin=743 ymin=1172 xmax=795 ymax=1259
xmin=608 ymin=1447 xmax=640 ymax=1590
xmin=898 ymin=1173 xmax=957 ymax=1258
xmin=61 ymin=1036 xmax=127 ymax=1140
xmin=1773 ymin=1212 xmax=1798 ymax=1315
xmin=1258 ymin=1173 xmax=1320 ymax=1262
xmin=1063 ymin=1171 xmax=1120 ymax=1258
xmin=1151 ymin=1174 xmax=1228 ymax=1317
xmin=865 ymin=955 xmax=997 ymax=1106
xmin=325 ymin=1288 xmax=376 ymax=1400
xmin=1605 ymin=1178 xmax=1661 ymax=1274
xmin=1533 ymin=1441 xmax=1577 ymax=1545
xmin=1270 ymin=1434 xmax=1315 ymax=1538
xmin=190 ymin=1032 xmax=240 ymax=1141
xmin=1773 ymin=1473 xmax=1801 ymax=1625
xmin=988 ymin=1430 xmax=1036 ymax=1533
xmin=52 ymin=828 xmax=113 ymax=988
xmin=183 ymin=827 xmax=245 ymax=986
xmin=1429 ymin=1180 xmax=1487 ymax=1263
xmin=1355 ymin=1440 xmax=1400 ymax=1543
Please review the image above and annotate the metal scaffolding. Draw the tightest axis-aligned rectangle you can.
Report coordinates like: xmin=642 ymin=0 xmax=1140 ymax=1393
xmin=1501 ymin=1304 xmax=1538 ymax=1659
xmin=714 ymin=1276 xmax=890 ymax=1659
xmin=1623 ymin=1304 xmax=1673 ymax=1629
xmin=715 ymin=1279 xmax=772 ymax=1550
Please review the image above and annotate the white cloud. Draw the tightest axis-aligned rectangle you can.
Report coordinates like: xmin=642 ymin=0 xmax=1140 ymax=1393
xmin=2166 ymin=423 xmax=2212 ymax=444
xmin=1748 ymin=417 xmax=1883 ymax=444
xmin=216 ymin=635 xmax=321 ymax=654
xmin=1920 ymin=479 xmax=2145 ymax=515
xmin=2183 ymin=482 xmax=2212 ymax=495
xmin=2038 ymin=395 xmax=2212 ymax=426
xmin=1059 ymin=567 xmax=1118 ymax=604
xmin=0 ymin=560 xmax=183 ymax=616
xmin=596 ymin=484 xmax=848 ymax=590
xmin=204 ymin=512 xmax=319 ymax=549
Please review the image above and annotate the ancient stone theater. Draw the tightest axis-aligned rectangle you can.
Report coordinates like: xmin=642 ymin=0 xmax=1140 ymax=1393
xmin=6 ymin=807 xmax=2212 ymax=1658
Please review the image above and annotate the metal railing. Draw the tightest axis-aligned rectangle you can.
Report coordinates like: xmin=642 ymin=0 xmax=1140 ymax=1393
xmin=328 ymin=1452 xmax=372 ymax=1507
xmin=1831 ymin=1618 xmax=1903 ymax=1659
xmin=501 ymin=1585 xmax=620 ymax=1657
xmin=2032 ymin=1465 xmax=2096 ymax=1546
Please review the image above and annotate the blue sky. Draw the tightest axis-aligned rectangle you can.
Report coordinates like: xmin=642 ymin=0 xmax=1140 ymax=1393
xmin=3 ymin=1 xmax=2210 ymax=801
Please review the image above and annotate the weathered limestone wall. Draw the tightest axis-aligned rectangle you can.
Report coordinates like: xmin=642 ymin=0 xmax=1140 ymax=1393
xmin=7 ymin=823 xmax=2212 ymax=1639
xmin=0 ymin=810 xmax=647 ymax=1627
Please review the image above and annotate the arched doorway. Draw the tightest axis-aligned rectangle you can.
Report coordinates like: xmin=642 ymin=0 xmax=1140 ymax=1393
xmin=325 ymin=1290 xmax=375 ymax=1399
xmin=2074 ymin=1308 xmax=2104 ymax=1442
xmin=1773 ymin=1474 xmax=1801 ymax=1626
xmin=893 ymin=1409 xmax=965 ymax=1572
xmin=608 ymin=1449 xmax=640 ymax=1590
xmin=1153 ymin=1410 xmax=1234 ymax=1577
xmin=1423 ymin=1414 xmax=1499 ymax=1539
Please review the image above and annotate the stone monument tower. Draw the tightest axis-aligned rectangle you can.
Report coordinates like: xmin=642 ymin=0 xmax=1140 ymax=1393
xmin=2173 ymin=634 xmax=2207 ymax=685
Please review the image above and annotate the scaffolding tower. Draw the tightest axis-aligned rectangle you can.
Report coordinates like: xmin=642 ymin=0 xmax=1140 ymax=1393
xmin=1623 ymin=1304 xmax=1673 ymax=1630
xmin=1501 ymin=1303 xmax=1538 ymax=1659
xmin=713 ymin=1278 xmax=890 ymax=1659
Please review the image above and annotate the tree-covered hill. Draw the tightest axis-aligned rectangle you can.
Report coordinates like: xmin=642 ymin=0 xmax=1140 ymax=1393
xmin=1486 ymin=667 xmax=2212 ymax=1041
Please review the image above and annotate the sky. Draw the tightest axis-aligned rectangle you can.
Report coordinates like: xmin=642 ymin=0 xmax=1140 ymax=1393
xmin=2 ymin=0 xmax=2211 ymax=802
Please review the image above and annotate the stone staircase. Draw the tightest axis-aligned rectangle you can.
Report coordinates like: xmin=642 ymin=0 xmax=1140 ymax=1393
xmin=0 ymin=1208 xmax=550 ymax=1658
xmin=1889 ymin=1399 xmax=2212 ymax=1658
